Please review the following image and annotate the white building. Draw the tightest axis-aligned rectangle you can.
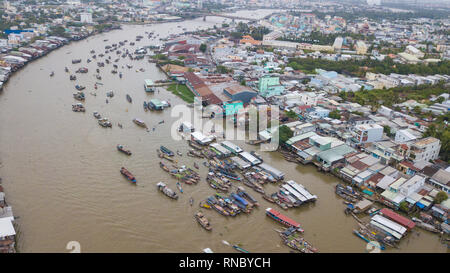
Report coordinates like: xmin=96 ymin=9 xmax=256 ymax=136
xmin=408 ymin=137 xmax=441 ymax=164
xmin=352 ymin=124 xmax=383 ymax=144
xmin=80 ymin=12 xmax=93 ymax=24
xmin=398 ymin=175 xmax=425 ymax=197
xmin=333 ymin=36 xmax=343 ymax=51
xmin=395 ymin=129 xmax=419 ymax=143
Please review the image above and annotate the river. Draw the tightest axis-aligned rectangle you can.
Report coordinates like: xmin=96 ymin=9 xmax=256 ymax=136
xmin=0 ymin=10 xmax=447 ymax=253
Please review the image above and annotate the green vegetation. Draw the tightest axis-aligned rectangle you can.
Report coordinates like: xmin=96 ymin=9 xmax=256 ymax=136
xmin=230 ymin=22 xmax=270 ymax=41
xmin=422 ymin=114 xmax=450 ymax=163
xmin=279 ymin=125 xmax=293 ymax=143
xmin=167 ymin=84 xmax=195 ymax=104
xmin=329 ymin=110 xmax=341 ymax=119
xmin=280 ymin=31 xmax=375 ymax=45
xmin=216 ymin=65 xmax=232 ymax=74
xmin=434 ymin=191 xmax=449 ymax=204
xmin=199 ymin=43 xmax=207 ymax=53
xmin=399 ymin=201 xmax=410 ymax=213
xmin=285 ymin=110 xmax=298 ymax=119
xmin=340 ymin=82 xmax=450 ymax=108
xmin=287 ymin=57 xmax=450 ymax=76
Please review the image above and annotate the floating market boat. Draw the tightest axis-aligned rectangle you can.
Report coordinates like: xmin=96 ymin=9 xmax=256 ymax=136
xmin=160 ymin=146 xmax=174 ymax=157
xmin=117 ymin=145 xmax=132 ymax=155
xmin=120 ymin=167 xmax=136 ymax=183
xmin=265 ymin=208 xmax=304 ymax=232
xmin=156 ymin=182 xmax=178 ymax=200
xmin=72 ymin=103 xmax=85 ymax=112
xmin=126 ymin=94 xmax=132 ymax=103
xmin=232 ymin=245 xmax=249 ymax=253
xmin=133 ymin=118 xmax=147 ymax=128
xmin=106 ymin=91 xmax=114 ymax=98
xmin=70 ymin=75 xmax=76 ymax=81
xmin=73 ymin=92 xmax=85 ymax=101
xmin=98 ymin=118 xmax=112 ymax=128
xmin=195 ymin=212 xmax=212 ymax=231
xmin=75 ymin=85 xmax=85 ymax=91
xmin=279 ymin=227 xmax=318 ymax=253
xmin=176 ymin=182 xmax=183 ymax=193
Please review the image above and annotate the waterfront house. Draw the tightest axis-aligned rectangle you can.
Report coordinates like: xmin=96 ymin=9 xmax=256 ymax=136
xmin=407 ymin=137 xmax=441 ymax=165
xmin=427 ymin=169 xmax=450 ymax=194
xmin=316 ymin=144 xmax=356 ymax=170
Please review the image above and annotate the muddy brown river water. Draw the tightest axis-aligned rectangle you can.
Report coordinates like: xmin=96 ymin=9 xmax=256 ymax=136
xmin=0 ymin=11 xmax=447 ymax=253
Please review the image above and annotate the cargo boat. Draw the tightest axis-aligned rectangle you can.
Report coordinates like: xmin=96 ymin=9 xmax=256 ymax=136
xmin=120 ymin=167 xmax=136 ymax=183
xmin=117 ymin=145 xmax=132 ymax=155
xmin=160 ymin=146 xmax=174 ymax=157
xmin=194 ymin=212 xmax=212 ymax=231
xmin=156 ymin=182 xmax=178 ymax=200
xmin=133 ymin=118 xmax=147 ymax=128
xmin=265 ymin=208 xmax=304 ymax=232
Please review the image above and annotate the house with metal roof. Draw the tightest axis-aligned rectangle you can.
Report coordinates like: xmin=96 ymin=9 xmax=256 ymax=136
xmin=316 ymin=144 xmax=355 ymax=169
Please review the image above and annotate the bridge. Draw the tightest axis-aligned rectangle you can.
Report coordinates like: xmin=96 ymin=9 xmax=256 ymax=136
xmin=190 ymin=12 xmax=276 ymax=23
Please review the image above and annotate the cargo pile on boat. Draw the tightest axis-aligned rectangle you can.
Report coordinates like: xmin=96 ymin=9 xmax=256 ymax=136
xmin=159 ymin=161 xmax=201 ymax=185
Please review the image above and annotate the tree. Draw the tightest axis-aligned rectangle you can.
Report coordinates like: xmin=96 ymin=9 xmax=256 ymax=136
xmin=435 ymin=191 xmax=448 ymax=204
xmin=285 ymin=110 xmax=298 ymax=119
xmin=199 ymin=43 xmax=207 ymax=53
xmin=279 ymin=125 xmax=293 ymax=143
xmin=383 ymin=125 xmax=391 ymax=136
xmin=329 ymin=110 xmax=341 ymax=120
xmin=399 ymin=201 xmax=410 ymax=213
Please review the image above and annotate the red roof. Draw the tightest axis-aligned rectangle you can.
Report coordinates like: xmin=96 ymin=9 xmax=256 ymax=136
xmin=267 ymin=208 xmax=301 ymax=228
xmin=380 ymin=208 xmax=415 ymax=230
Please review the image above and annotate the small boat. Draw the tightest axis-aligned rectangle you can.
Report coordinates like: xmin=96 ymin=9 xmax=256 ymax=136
xmin=143 ymin=101 xmax=148 ymax=111
xmin=158 ymin=120 xmax=164 ymax=124
xmin=120 ymin=167 xmax=136 ymax=183
xmin=98 ymin=118 xmax=112 ymax=127
xmin=73 ymin=92 xmax=85 ymax=101
xmin=119 ymin=72 xmax=122 ymax=79
xmin=195 ymin=212 xmax=212 ymax=231
xmin=126 ymin=94 xmax=132 ymax=103
xmin=118 ymin=123 xmax=123 ymax=128
xmin=160 ymin=146 xmax=174 ymax=157
xmin=70 ymin=75 xmax=76 ymax=81
xmin=190 ymin=197 xmax=194 ymax=206
xmin=133 ymin=118 xmax=147 ymax=128
xmin=117 ymin=144 xmax=132 ymax=155
xmin=177 ymin=150 xmax=183 ymax=156
xmin=176 ymin=182 xmax=183 ymax=193
xmin=232 ymin=245 xmax=249 ymax=253
xmin=72 ymin=103 xmax=85 ymax=112
xmin=65 ymin=67 xmax=69 ymax=73
xmin=93 ymin=111 xmax=101 ymax=119
xmin=156 ymin=182 xmax=178 ymax=200
xmin=50 ymin=71 xmax=54 ymax=77
xmin=75 ymin=85 xmax=85 ymax=91
xmin=106 ymin=91 xmax=114 ymax=98
xmin=194 ymin=162 xmax=199 ymax=169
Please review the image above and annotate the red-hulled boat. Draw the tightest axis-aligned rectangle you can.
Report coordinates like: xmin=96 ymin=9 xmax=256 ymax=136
xmin=265 ymin=208 xmax=304 ymax=232
xmin=120 ymin=167 xmax=136 ymax=183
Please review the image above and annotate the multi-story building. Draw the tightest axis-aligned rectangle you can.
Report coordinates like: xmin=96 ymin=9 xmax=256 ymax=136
xmin=352 ymin=124 xmax=383 ymax=144
xmin=407 ymin=137 xmax=441 ymax=164
xmin=258 ymin=76 xmax=284 ymax=98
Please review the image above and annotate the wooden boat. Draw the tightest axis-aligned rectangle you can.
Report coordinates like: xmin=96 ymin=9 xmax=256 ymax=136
xmin=50 ymin=71 xmax=54 ymax=77
xmin=70 ymin=75 xmax=76 ymax=81
xmin=190 ymin=197 xmax=194 ymax=206
xmin=75 ymin=85 xmax=85 ymax=91
xmin=126 ymin=94 xmax=132 ymax=103
xmin=93 ymin=111 xmax=101 ymax=119
xmin=159 ymin=161 xmax=170 ymax=172
xmin=160 ymin=146 xmax=174 ymax=157
xmin=120 ymin=167 xmax=136 ymax=183
xmin=279 ymin=227 xmax=318 ymax=253
xmin=232 ymin=245 xmax=249 ymax=253
xmin=156 ymin=182 xmax=178 ymax=200
xmin=98 ymin=118 xmax=112 ymax=128
xmin=117 ymin=145 xmax=132 ymax=155
xmin=73 ymin=92 xmax=85 ymax=101
xmin=72 ymin=103 xmax=85 ymax=112
xmin=133 ymin=118 xmax=147 ymax=128
xmin=176 ymin=182 xmax=183 ymax=193
xmin=65 ymin=67 xmax=69 ymax=73
xmin=194 ymin=162 xmax=199 ymax=169
xmin=195 ymin=212 xmax=212 ymax=231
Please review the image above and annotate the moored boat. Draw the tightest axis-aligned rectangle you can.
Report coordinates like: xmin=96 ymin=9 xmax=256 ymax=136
xmin=265 ymin=208 xmax=304 ymax=232
xmin=160 ymin=146 xmax=174 ymax=157
xmin=176 ymin=182 xmax=183 ymax=193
